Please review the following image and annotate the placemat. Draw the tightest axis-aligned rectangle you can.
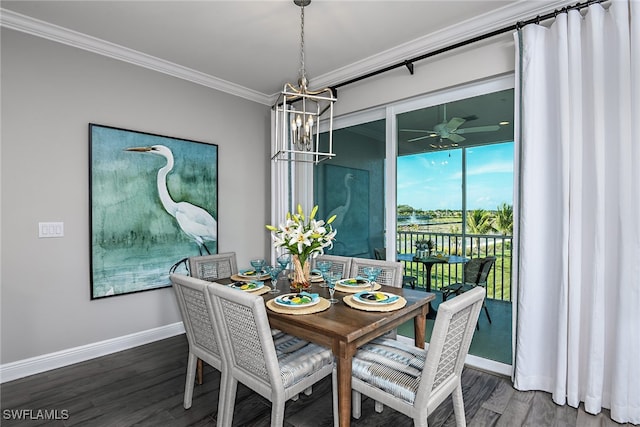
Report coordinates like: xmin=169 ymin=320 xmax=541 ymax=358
xmin=334 ymin=283 xmax=381 ymax=294
xmin=343 ymin=294 xmax=407 ymax=312
xmin=266 ymin=297 xmax=331 ymax=315
xmin=230 ymin=274 xmax=269 ymax=282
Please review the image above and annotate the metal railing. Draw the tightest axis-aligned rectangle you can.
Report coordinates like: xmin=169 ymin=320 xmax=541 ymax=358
xmin=397 ymin=230 xmax=513 ymax=302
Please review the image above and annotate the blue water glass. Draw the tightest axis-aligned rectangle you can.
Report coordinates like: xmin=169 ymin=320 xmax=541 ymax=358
xmin=250 ymin=259 xmax=266 ymax=277
xmin=276 ymin=254 xmax=291 ymax=270
xmin=266 ymin=265 xmax=282 ymax=294
xmin=362 ymin=266 xmax=382 ymax=291
xmin=316 ymin=260 xmax=333 ymax=288
xmin=327 ymin=271 xmax=342 ymax=303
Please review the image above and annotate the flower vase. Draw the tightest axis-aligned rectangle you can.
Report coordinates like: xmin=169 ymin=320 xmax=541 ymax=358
xmin=290 ymin=255 xmax=311 ymax=292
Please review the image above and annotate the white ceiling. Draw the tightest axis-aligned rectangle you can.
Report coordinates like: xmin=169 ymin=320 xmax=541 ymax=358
xmin=1 ymin=0 xmax=572 ymax=104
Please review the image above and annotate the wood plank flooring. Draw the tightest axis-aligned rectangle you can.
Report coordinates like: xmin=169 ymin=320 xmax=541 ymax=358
xmin=1 ymin=335 xmax=630 ymax=426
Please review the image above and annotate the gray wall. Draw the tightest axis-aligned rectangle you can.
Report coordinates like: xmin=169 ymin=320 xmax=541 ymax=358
xmin=1 ymin=29 xmax=271 ymax=364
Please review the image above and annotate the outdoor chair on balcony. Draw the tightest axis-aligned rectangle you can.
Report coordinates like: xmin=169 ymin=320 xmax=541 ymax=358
xmin=206 ymin=281 xmax=335 ymax=427
xmin=169 ymin=274 xmax=226 ymax=415
xmin=374 ymin=247 xmax=418 ymax=289
xmin=350 ymin=286 xmax=485 ymax=426
xmin=441 ymin=256 xmax=495 ymax=326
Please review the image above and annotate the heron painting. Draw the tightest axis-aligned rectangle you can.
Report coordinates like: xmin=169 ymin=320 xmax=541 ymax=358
xmin=89 ymin=124 xmax=218 ymax=299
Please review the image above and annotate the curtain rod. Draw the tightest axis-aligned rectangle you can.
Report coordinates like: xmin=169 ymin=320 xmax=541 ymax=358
xmin=330 ymin=0 xmax=607 ymax=92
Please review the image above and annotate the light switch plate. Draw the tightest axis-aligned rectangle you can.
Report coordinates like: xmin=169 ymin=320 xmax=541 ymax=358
xmin=39 ymin=222 xmax=64 ymax=238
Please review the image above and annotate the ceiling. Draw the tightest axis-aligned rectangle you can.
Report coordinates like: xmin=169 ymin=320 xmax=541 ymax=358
xmin=1 ymin=0 xmax=571 ymax=104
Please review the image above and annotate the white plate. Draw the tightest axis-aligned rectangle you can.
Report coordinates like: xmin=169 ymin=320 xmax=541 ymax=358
xmin=274 ymin=293 xmax=320 ymax=309
xmin=353 ymin=291 xmax=399 ymax=305
xmin=227 ymin=281 xmax=264 ymax=292
xmin=239 ymin=269 xmax=268 ymax=279
xmin=337 ymin=278 xmax=371 ymax=288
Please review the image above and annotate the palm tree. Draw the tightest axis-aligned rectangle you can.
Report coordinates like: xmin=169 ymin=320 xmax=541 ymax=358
xmin=493 ymin=203 xmax=513 ymax=235
xmin=466 ymin=209 xmax=493 ymax=254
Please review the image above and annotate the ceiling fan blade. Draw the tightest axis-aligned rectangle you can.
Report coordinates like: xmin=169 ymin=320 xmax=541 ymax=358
xmin=447 ymin=133 xmax=466 ymax=143
xmin=400 ymin=129 xmax=437 ymax=133
xmin=446 ymin=117 xmax=466 ymax=131
xmin=407 ymin=134 xmax=437 ymax=143
xmin=455 ymin=125 xmax=500 ymax=134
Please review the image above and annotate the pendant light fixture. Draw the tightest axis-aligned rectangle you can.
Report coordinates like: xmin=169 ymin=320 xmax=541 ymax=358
xmin=272 ymin=0 xmax=336 ymax=165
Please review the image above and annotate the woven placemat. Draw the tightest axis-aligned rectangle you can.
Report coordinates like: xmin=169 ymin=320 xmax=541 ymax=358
xmin=249 ymin=286 xmax=271 ymax=296
xmin=266 ymin=297 xmax=331 ymax=315
xmin=334 ymin=283 xmax=381 ymax=294
xmin=343 ymin=294 xmax=407 ymax=312
xmin=230 ymin=273 xmax=270 ymax=282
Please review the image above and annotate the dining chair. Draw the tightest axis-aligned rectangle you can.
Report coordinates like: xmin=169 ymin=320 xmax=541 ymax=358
xmin=350 ymin=286 xmax=485 ymax=426
xmin=349 ymin=257 xmax=404 ymax=288
xmin=206 ymin=281 xmax=335 ymax=427
xmin=188 ymin=252 xmax=238 ymax=281
xmin=441 ymin=256 xmax=495 ymax=325
xmin=169 ymin=273 xmax=226 ymax=418
xmin=374 ymin=247 xmax=418 ymax=289
xmin=312 ymin=254 xmax=352 ymax=277
xmin=188 ymin=252 xmax=239 ymax=384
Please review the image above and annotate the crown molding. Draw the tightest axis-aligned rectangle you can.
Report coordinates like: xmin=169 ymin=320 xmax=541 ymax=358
xmin=0 ymin=8 xmax=273 ymax=106
xmin=308 ymin=0 xmax=575 ymax=92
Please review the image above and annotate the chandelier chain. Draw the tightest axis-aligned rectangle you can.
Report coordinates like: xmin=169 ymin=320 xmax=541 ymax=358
xmin=298 ymin=5 xmax=306 ymax=84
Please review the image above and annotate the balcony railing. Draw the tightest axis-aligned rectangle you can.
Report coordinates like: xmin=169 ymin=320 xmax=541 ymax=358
xmin=397 ymin=230 xmax=513 ymax=302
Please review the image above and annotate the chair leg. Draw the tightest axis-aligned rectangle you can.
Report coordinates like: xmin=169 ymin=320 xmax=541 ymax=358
xmin=219 ymin=377 xmax=238 ymax=427
xmin=332 ymin=367 xmax=339 ymax=427
xmin=483 ymin=301 xmax=492 ymax=324
xmin=184 ymin=352 xmax=197 ymax=409
xmin=352 ymin=389 xmax=362 ymax=419
xmin=304 ymin=386 xmax=313 ymax=396
xmin=196 ymin=358 xmax=203 ymax=385
xmin=451 ymin=382 xmax=467 ymax=427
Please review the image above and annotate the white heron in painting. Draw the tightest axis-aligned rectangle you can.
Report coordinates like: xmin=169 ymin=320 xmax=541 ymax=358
xmin=126 ymin=145 xmax=217 ymax=256
xmin=327 ymin=173 xmax=355 ymax=231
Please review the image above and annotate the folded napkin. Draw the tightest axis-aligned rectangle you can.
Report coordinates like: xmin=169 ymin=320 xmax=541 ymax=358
xmin=299 ymin=291 xmax=319 ymax=299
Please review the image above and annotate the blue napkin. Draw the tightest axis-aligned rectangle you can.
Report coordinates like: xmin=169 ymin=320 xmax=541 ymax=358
xmin=299 ymin=291 xmax=319 ymax=300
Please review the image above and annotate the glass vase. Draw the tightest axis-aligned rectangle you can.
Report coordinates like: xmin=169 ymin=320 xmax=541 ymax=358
xmin=290 ymin=254 xmax=311 ymax=292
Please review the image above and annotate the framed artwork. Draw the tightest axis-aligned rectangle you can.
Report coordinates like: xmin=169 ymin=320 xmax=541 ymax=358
xmin=89 ymin=124 xmax=218 ymax=299
xmin=320 ymin=164 xmax=369 ymax=257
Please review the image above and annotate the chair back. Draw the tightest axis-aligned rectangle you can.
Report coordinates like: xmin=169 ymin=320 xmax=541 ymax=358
xmin=206 ymin=282 xmax=282 ymax=397
xmin=349 ymin=257 xmax=403 ymax=288
xmin=170 ymin=274 xmax=223 ymax=370
xmin=477 ymin=256 xmax=496 ymax=285
xmin=188 ymin=252 xmax=238 ymax=281
xmin=414 ymin=286 xmax=485 ymax=410
xmin=374 ymin=247 xmax=386 ymax=260
xmin=312 ymin=254 xmax=352 ymax=278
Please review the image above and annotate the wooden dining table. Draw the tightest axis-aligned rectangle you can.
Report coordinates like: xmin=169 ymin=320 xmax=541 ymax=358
xmin=221 ymin=274 xmax=436 ymax=427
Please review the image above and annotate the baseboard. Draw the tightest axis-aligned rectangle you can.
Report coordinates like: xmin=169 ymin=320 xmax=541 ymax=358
xmin=0 ymin=322 xmax=185 ymax=384
xmin=396 ymin=335 xmax=512 ymax=377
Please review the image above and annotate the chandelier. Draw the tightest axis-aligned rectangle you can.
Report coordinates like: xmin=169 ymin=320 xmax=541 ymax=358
xmin=272 ymin=0 xmax=336 ymax=165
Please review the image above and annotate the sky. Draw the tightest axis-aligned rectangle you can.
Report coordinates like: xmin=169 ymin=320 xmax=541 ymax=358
xmin=397 ymin=142 xmax=514 ymax=211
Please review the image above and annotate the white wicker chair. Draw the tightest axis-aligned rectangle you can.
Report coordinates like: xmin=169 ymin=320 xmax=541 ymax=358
xmin=188 ymin=252 xmax=238 ymax=384
xmin=312 ymin=254 xmax=352 ymax=278
xmin=207 ymin=282 xmax=335 ymax=427
xmin=170 ymin=273 xmax=226 ymax=418
xmin=350 ymin=286 xmax=485 ymax=427
xmin=188 ymin=252 xmax=238 ymax=281
xmin=349 ymin=257 xmax=404 ymax=288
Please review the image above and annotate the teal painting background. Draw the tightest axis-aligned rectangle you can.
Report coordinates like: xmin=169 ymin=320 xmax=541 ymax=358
xmin=90 ymin=124 xmax=218 ymax=298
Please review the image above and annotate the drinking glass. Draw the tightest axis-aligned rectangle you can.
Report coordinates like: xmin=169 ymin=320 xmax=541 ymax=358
xmin=266 ymin=265 xmax=282 ymax=294
xmin=362 ymin=266 xmax=382 ymax=292
xmin=316 ymin=260 xmax=333 ymax=288
xmin=276 ymin=254 xmax=291 ymax=270
xmin=326 ymin=271 xmax=341 ymax=304
xmin=250 ymin=259 xmax=266 ymax=278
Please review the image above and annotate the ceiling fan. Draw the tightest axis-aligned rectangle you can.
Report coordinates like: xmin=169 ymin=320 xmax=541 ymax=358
xmin=401 ymin=105 xmax=500 ymax=148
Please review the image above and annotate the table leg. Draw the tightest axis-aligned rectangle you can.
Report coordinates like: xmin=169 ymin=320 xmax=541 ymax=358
xmin=424 ymin=262 xmax=437 ymax=319
xmin=414 ymin=310 xmax=427 ymax=348
xmin=336 ymin=354 xmax=352 ymax=427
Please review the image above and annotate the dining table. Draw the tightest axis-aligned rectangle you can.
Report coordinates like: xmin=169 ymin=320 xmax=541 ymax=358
xmin=221 ymin=273 xmax=436 ymax=427
xmin=398 ymin=253 xmax=468 ymax=318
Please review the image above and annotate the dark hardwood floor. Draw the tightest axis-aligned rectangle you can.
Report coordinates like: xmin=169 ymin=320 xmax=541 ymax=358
xmin=1 ymin=335 xmax=629 ymax=426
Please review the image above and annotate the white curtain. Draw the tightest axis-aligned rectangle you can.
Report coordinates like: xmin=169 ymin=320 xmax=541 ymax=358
xmin=514 ymin=0 xmax=639 ymax=423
